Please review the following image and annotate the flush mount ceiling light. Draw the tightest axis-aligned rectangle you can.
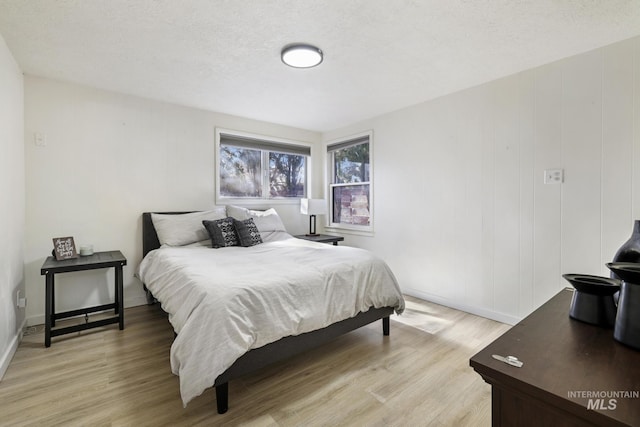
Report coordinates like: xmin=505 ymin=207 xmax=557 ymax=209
xmin=281 ymin=43 xmax=323 ymax=68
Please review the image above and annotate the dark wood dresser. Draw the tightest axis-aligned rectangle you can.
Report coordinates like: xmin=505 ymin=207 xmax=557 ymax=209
xmin=470 ymin=288 xmax=640 ymax=426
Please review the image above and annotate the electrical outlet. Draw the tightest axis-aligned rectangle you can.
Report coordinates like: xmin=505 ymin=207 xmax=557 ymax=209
xmin=544 ymin=169 xmax=563 ymax=184
xmin=16 ymin=290 xmax=26 ymax=308
xmin=34 ymin=132 xmax=47 ymax=147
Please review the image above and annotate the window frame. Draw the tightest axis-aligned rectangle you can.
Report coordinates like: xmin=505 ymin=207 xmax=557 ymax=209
xmin=325 ymin=131 xmax=374 ymax=235
xmin=215 ymin=128 xmax=312 ymax=206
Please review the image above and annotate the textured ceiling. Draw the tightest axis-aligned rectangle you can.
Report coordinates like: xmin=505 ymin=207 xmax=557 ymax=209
xmin=1 ymin=0 xmax=640 ymax=132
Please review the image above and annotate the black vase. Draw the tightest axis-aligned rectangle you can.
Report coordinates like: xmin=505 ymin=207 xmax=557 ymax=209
xmin=611 ymin=220 xmax=640 ymax=278
xmin=606 ymin=263 xmax=640 ymax=350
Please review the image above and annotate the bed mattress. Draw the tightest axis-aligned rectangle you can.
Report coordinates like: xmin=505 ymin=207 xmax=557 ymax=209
xmin=138 ymin=237 xmax=404 ymax=405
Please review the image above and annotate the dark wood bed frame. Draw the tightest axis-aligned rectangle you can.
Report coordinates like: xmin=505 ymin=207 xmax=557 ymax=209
xmin=141 ymin=212 xmax=394 ymax=414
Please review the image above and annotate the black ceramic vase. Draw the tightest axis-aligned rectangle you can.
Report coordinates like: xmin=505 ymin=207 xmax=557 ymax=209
xmin=611 ymin=220 xmax=640 ymax=277
xmin=562 ymin=274 xmax=620 ymax=327
xmin=606 ymin=263 xmax=640 ymax=350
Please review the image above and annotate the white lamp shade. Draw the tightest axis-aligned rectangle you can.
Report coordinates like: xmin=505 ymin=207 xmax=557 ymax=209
xmin=301 ymin=198 xmax=327 ymax=215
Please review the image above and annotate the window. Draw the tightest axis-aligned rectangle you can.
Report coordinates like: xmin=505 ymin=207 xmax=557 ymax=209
xmin=217 ymin=130 xmax=310 ymax=202
xmin=327 ymin=133 xmax=372 ymax=232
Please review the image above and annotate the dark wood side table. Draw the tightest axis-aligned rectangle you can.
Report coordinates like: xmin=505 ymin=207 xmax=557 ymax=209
xmin=40 ymin=250 xmax=127 ymax=347
xmin=470 ymin=288 xmax=640 ymax=426
xmin=294 ymin=234 xmax=345 ymax=246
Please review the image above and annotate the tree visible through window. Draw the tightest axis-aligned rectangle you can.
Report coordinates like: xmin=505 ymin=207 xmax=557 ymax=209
xmin=218 ymin=132 xmax=309 ymax=200
xmin=219 ymin=146 xmax=262 ymax=197
xmin=269 ymin=152 xmax=305 ymax=198
xmin=328 ymin=134 xmax=372 ymax=228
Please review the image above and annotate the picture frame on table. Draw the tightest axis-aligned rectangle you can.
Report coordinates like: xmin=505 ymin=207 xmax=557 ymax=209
xmin=52 ymin=236 xmax=78 ymax=260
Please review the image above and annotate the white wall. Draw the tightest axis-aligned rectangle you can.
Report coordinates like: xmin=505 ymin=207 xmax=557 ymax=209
xmin=0 ymin=35 xmax=25 ymax=378
xmin=24 ymin=77 xmax=321 ymax=326
xmin=20 ymin=35 xmax=640 ymax=329
xmin=324 ymin=36 xmax=640 ymax=324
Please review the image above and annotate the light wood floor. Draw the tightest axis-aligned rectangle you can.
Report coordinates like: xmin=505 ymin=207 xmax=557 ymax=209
xmin=0 ymin=296 xmax=510 ymax=426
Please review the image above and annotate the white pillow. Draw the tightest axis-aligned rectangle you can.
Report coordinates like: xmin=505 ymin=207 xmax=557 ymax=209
xmin=225 ymin=205 xmax=251 ymax=221
xmin=151 ymin=208 xmax=227 ymax=246
xmin=226 ymin=205 xmax=288 ymax=236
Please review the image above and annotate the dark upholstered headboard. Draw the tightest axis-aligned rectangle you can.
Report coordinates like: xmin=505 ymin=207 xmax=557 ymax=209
xmin=142 ymin=211 xmax=195 ymax=257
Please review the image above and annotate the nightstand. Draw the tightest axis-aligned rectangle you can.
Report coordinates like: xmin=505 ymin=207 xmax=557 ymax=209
xmin=40 ymin=250 xmax=127 ymax=347
xmin=294 ymin=234 xmax=344 ymax=246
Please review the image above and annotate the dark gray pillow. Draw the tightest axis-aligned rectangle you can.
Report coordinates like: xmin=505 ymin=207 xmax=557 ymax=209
xmin=234 ymin=218 xmax=263 ymax=247
xmin=203 ymin=218 xmax=239 ymax=248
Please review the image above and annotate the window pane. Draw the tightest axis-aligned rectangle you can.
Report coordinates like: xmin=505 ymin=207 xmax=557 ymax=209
xmin=219 ymin=145 xmax=262 ymax=197
xmin=269 ymin=152 xmax=306 ymax=198
xmin=332 ymin=184 xmax=370 ymax=226
xmin=333 ymin=143 xmax=369 ymax=183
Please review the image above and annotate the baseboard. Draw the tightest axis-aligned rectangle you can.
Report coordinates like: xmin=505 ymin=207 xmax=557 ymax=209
xmin=0 ymin=317 xmax=26 ymax=382
xmin=125 ymin=295 xmax=148 ymax=308
xmin=403 ymin=288 xmax=521 ymax=326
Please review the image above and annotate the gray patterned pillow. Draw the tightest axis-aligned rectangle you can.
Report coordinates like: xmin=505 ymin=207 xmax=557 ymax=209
xmin=202 ymin=218 xmax=239 ymax=248
xmin=234 ymin=218 xmax=263 ymax=247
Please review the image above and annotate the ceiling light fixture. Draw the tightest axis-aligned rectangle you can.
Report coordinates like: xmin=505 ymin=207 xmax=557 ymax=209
xmin=281 ymin=43 xmax=323 ymax=68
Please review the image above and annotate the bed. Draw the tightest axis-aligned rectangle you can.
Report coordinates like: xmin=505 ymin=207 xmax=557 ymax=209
xmin=138 ymin=208 xmax=404 ymax=414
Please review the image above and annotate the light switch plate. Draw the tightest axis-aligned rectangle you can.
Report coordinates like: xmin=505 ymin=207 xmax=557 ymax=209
xmin=544 ymin=169 xmax=563 ymax=184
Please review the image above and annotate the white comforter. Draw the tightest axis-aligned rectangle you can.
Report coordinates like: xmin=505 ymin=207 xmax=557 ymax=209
xmin=138 ymin=237 xmax=405 ymax=406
